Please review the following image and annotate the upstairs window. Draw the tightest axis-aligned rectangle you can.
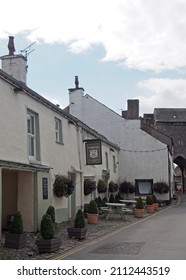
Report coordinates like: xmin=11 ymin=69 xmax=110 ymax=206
xmin=27 ymin=110 xmax=40 ymax=161
xmin=55 ymin=117 xmax=63 ymax=143
xmin=105 ymin=151 xmax=109 ymax=170
xmin=113 ymin=155 xmax=116 ymax=173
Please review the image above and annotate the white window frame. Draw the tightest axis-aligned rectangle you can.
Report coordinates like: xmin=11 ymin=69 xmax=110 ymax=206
xmin=55 ymin=117 xmax=63 ymax=143
xmin=27 ymin=111 xmax=36 ymax=160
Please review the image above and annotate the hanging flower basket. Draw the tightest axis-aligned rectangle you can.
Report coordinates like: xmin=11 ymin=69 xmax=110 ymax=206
xmin=84 ymin=179 xmax=96 ymax=196
xmin=153 ymin=182 xmax=169 ymax=194
xmin=53 ymin=175 xmax=74 ymax=198
xmin=108 ymin=181 xmax=118 ymax=193
xmin=97 ymin=179 xmax=107 ymax=193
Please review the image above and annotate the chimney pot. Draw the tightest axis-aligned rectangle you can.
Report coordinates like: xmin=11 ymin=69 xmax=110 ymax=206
xmin=8 ymin=36 xmax=15 ymax=56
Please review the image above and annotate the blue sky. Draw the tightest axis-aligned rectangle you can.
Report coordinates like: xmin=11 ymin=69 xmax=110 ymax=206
xmin=1 ymin=0 xmax=186 ymax=116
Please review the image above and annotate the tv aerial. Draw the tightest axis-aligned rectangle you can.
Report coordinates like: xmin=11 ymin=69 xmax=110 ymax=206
xmin=21 ymin=41 xmax=36 ymax=58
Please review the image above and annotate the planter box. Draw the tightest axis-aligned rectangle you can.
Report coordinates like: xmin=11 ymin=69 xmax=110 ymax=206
xmin=5 ymin=232 xmax=27 ymax=249
xmin=67 ymin=227 xmax=87 ymax=239
xmin=36 ymin=236 xmax=61 ymax=253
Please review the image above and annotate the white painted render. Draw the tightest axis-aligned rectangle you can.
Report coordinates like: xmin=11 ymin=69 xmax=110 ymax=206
xmin=0 ymin=74 xmax=119 ymax=235
xmin=69 ymin=90 xmax=174 ymax=190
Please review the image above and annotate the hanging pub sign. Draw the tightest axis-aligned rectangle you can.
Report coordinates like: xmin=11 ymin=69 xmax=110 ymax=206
xmin=85 ymin=140 xmax=102 ymax=165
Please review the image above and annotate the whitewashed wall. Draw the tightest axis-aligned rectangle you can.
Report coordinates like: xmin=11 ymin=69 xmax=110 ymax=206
xmin=69 ymin=91 xmax=174 ymax=188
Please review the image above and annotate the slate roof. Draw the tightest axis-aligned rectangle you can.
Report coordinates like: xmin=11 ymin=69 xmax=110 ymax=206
xmin=154 ymin=108 xmax=186 ymax=122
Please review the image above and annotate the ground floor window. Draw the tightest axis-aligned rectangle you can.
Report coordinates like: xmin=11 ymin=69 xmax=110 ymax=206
xmin=135 ymin=179 xmax=153 ymax=195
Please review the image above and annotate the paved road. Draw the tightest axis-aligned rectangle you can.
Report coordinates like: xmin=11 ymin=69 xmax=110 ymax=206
xmin=63 ymin=195 xmax=186 ymax=260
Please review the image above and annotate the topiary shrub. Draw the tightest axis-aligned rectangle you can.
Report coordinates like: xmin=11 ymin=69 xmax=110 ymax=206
xmin=102 ymin=197 xmax=108 ymax=206
xmin=88 ymin=200 xmax=98 ymax=214
xmin=40 ymin=214 xmax=54 ymax=239
xmin=10 ymin=211 xmax=23 ymax=234
xmin=146 ymin=195 xmax=153 ymax=205
xmin=135 ymin=197 xmax=144 ymax=209
xmin=97 ymin=179 xmax=107 ymax=193
xmin=74 ymin=209 xmax=85 ymax=228
xmin=46 ymin=206 xmax=55 ymax=223
xmin=109 ymin=193 xmax=115 ymax=203
xmin=84 ymin=179 xmax=96 ymax=196
xmin=152 ymin=194 xmax=158 ymax=203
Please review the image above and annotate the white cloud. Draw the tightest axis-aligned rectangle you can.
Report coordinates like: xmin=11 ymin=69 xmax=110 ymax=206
xmin=1 ymin=0 xmax=186 ymax=71
xmin=137 ymin=78 xmax=186 ymax=115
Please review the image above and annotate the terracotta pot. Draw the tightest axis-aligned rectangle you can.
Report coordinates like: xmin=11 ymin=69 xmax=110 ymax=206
xmin=5 ymin=232 xmax=27 ymax=249
xmin=134 ymin=208 xmax=144 ymax=218
xmin=153 ymin=203 xmax=159 ymax=211
xmin=87 ymin=213 xmax=99 ymax=224
xmin=146 ymin=204 xmax=154 ymax=213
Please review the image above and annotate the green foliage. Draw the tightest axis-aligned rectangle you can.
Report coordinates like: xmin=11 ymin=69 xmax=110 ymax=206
xmin=108 ymin=181 xmax=118 ymax=193
xmin=84 ymin=179 xmax=96 ymax=196
xmin=153 ymin=182 xmax=169 ymax=193
xmin=74 ymin=209 xmax=85 ymax=228
xmin=10 ymin=211 xmax=23 ymax=234
xmin=119 ymin=181 xmax=135 ymax=194
xmin=53 ymin=175 xmax=68 ymax=197
xmin=114 ymin=194 xmax=120 ymax=203
xmin=146 ymin=195 xmax=153 ymax=205
xmin=135 ymin=197 xmax=144 ymax=209
xmin=40 ymin=214 xmax=54 ymax=239
xmin=109 ymin=193 xmax=115 ymax=203
xmin=97 ymin=179 xmax=107 ymax=193
xmin=88 ymin=200 xmax=98 ymax=214
xmin=102 ymin=197 xmax=108 ymax=206
xmin=152 ymin=194 xmax=158 ymax=203
xmin=46 ymin=206 xmax=55 ymax=223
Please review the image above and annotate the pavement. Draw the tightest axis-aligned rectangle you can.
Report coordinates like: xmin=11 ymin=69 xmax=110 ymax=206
xmin=0 ymin=195 xmax=180 ymax=260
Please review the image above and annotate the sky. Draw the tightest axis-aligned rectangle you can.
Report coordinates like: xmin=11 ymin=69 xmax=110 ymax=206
xmin=1 ymin=0 xmax=186 ymax=116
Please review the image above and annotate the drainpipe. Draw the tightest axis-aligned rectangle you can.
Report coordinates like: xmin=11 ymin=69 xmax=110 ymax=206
xmin=167 ymin=147 xmax=171 ymax=202
xmin=0 ymin=168 xmax=2 ymax=241
xmin=76 ymin=126 xmax=84 ymax=209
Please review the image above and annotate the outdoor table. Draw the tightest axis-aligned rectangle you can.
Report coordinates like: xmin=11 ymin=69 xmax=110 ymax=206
xmin=120 ymin=199 xmax=137 ymax=208
xmin=104 ymin=202 xmax=130 ymax=220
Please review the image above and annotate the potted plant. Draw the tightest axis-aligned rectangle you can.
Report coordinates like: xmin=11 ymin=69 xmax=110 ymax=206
xmin=84 ymin=179 xmax=96 ymax=196
xmin=134 ymin=197 xmax=144 ymax=218
xmin=53 ymin=175 xmax=74 ymax=198
xmin=67 ymin=209 xmax=87 ymax=239
xmin=97 ymin=179 xmax=107 ymax=193
xmin=5 ymin=211 xmax=27 ymax=249
xmin=108 ymin=181 xmax=118 ymax=193
xmin=146 ymin=195 xmax=154 ymax=213
xmin=119 ymin=181 xmax=135 ymax=198
xmin=152 ymin=194 xmax=159 ymax=211
xmin=87 ymin=200 xmax=99 ymax=224
xmin=153 ymin=182 xmax=169 ymax=194
xmin=46 ymin=205 xmax=55 ymax=223
xmin=36 ymin=213 xmax=60 ymax=253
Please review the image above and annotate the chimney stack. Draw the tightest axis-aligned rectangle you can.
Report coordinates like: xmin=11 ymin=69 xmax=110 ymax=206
xmin=122 ymin=99 xmax=139 ymax=119
xmin=1 ymin=36 xmax=28 ymax=84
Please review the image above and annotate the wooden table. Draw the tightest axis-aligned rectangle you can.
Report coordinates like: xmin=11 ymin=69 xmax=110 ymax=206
xmin=120 ymin=199 xmax=137 ymax=208
xmin=103 ymin=202 xmax=133 ymax=220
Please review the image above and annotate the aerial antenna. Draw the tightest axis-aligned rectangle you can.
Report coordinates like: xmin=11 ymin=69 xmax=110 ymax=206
xmin=21 ymin=41 xmax=36 ymax=58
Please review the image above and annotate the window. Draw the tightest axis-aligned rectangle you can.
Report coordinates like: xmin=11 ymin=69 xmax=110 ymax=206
xmin=135 ymin=179 xmax=153 ymax=195
xmin=105 ymin=152 xmax=109 ymax=170
xmin=113 ymin=155 xmax=116 ymax=173
xmin=55 ymin=117 xmax=63 ymax=143
xmin=27 ymin=110 xmax=40 ymax=161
